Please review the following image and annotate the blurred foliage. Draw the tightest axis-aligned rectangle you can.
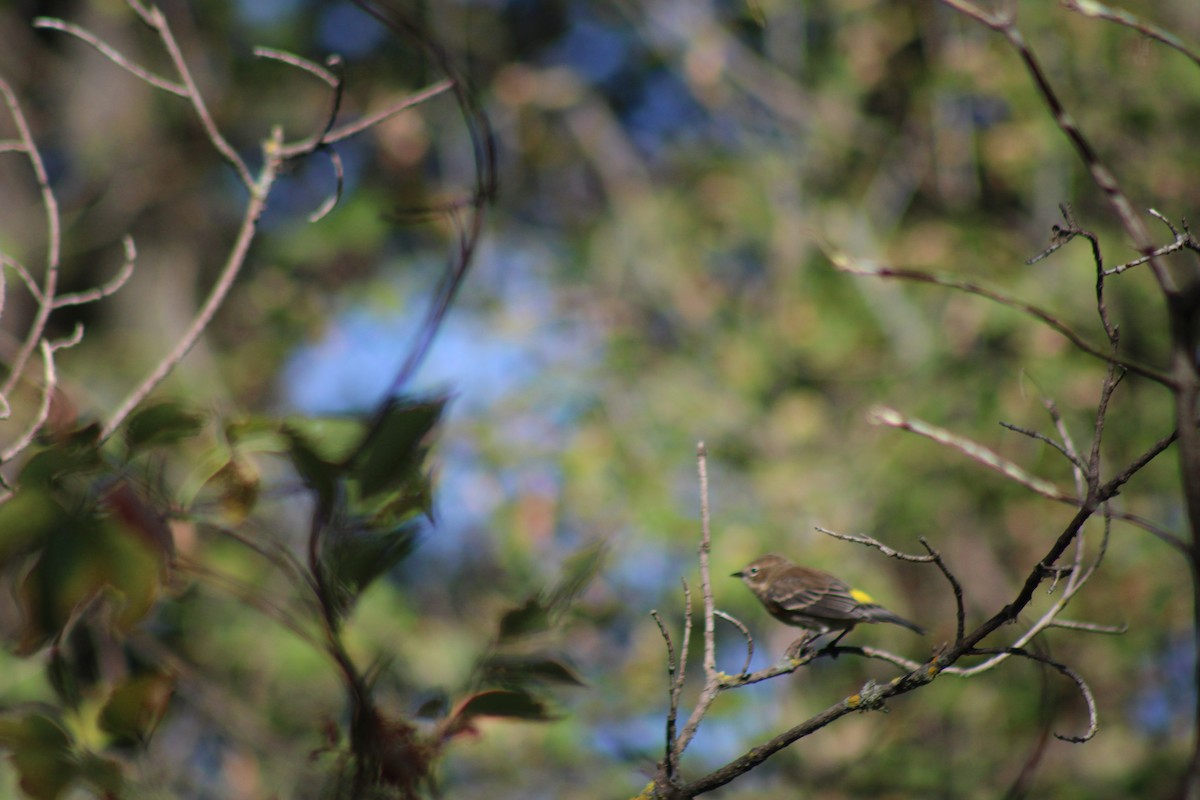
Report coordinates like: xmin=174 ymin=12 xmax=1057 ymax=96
xmin=0 ymin=0 xmax=1197 ymax=797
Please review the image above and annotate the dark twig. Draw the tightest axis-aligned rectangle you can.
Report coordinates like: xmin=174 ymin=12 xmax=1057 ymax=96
xmin=815 ymin=526 xmax=936 ymax=562
xmin=713 ymin=610 xmax=753 ymax=679
xmin=1062 ymin=0 xmax=1200 ymax=70
xmin=920 ymin=537 xmax=965 ymax=644
xmin=650 ymin=610 xmax=679 ymax=784
xmin=1027 ymin=204 xmax=1118 ymax=344
xmin=999 ymin=421 xmax=1086 ymax=473
xmin=970 ymin=647 xmax=1098 ymax=743
xmin=1109 ymin=509 xmax=1188 ymax=554
xmin=831 ymin=255 xmax=1170 ymax=385
xmin=279 ymin=79 xmax=454 ymax=157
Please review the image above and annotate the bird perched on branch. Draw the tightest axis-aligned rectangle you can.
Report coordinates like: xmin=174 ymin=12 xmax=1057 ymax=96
xmin=732 ymin=553 xmax=925 ymax=649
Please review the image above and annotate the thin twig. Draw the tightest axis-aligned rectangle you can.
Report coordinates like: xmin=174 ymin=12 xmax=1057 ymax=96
xmin=176 ymin=556 xmax=320 ymax=649
xmin=1047 ymin=619 xmax=1128 ymax=635
xmin=32 ymin=16 xmax=188 ymax=96
xmin=719 ymin=654 xmax=809 ymax=688
xmin=0 ymin=340 xmax=61 ymax=463
xmin=920 ymin=537 xmax=965 ymax=644
xmin=277 ymin=78 xmax=455 ymax=158
xmin=830 ymin=253 xmax=1170 ymax=386
xmin=0 ymin=77 xmax=61 ymax=400
xmin=53 ymin=235 xmax=137 ymax=307
xmin=101 ymin=128 xmax=284 ymax=439
xmin=307 ymin=147 xmax=344 ymax=223
xmin=713 ymin=610 xmax=754 ymax=679
xmin=816 ymin=526 xmax=935 ymax=562
xmin=868 ymin=406 xmax=1074 ymax=501
xmin=999 ymin=421 xmax=1086 ymax=472
xmin=1062 ymin=0 xmax=1200 ymax=70
xmin=1101 ymin=428 xmax=1176 ymax=497
xmin=971 ymin=646 xmax=1098 ymax=743
xmin=0 ymin=254 xmax=44 ymax=305
xmin=131 ymin=2 xmax=254 ymax=189
xmin=650 ymin=610 xmax=679 ymax=784
xmin=1109 ymin=509 xmax=1188 ymax=554
xmin=941 ymin=1 xmax=1174 ymax=296
xmin=675 ymin=442 xmax=719 ymax=758
xmin=253 ymin=46 xmax=338 ymax=86
xmin=678 ymin=579 xmax=692 ymax=724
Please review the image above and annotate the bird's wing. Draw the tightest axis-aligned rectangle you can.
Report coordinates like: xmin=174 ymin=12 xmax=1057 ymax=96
xmin=772 ymin=569 xmax=862 ymax=619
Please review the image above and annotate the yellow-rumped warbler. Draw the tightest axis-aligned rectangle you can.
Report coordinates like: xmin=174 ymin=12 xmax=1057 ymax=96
xmin=732 ymin=553 xmax=926 ymax=648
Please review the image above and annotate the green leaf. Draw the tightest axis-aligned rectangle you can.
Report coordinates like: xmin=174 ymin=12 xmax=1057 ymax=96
xmin=18 ymin=426 xmax=102 ymax=489
xmin=351 ymin=396 xmax=446 ymax=500
xmin=0 ymin=490 xmax=60 ymax=564
xmin=450 ymin=689 xmax=556 ymax=723
xmin=320 ymin=519 xmax=419 ymax=618
xmin=123 ymin=401 xmax=206 ymax=452
xmin=281 ymin=417 xmax=365 ymax=465
xmin=0 ymin=712 xmax=76 ymax=800
xmin=479 ymin=653 xmax=587 ymax=688
xmin=543 ymin=540 xmax=608 ymax=617
xmin=497 ymin=598 xmax=551 ymax=642
xmin=282 ymin=427 xmax=341 ymax=503
xmin=14 ymin=503 xmax=167 ymax=653
xmin=99 ymin=671 xmax=175 ymax=745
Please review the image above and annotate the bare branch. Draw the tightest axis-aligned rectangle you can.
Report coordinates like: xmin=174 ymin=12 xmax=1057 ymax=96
xmin=920 ymin=537 xmax=965 ymax=644
xmin=277 ymin=79 xmax=455 ymax=158
xmin=1047 ymin=619 xmax=1128 ymax=635
xmin=674 ymin=442 xmax=719 ymax=759
xmin=253 ymin=46 xmax=339 ymax=87
xmin=32 ymin=16 xmax=188 ymax=96
xmin=1027 ymin=204 xmax=1119 ymax=344
xmin=713 ymin=610 xmax=753 ymax=679
xmin=306 ymin=147 xmax=344 ymax=224
xmin=939 ymin=2 xmax=1176 ymax=296
xmin=718 ymin=654 xmax=808 ymax=688
xmin=1062 ymin=0 xmax=1200 ymax=71
xmin=0 ymin=339 xmax=62 ymax=463
xmin=650 ymin=609 xmax=680 ymax=784
xmin=971 ymin=647 xmax=1098 ymax=743
xmin=53 ymin=235 xmax=137 ymax=308
xmin=0 ymin=253 xmax=44 ymax=305
xmin=868 ymin=406 xmax=1075 ymax=502
xmin=0 ymin=76 xmax=61 ymax=400
xmin=101 ymin=128 xmax=285 ymax=439
xmin=1109 ymin=509 xmax=1188 ymax=554
xmin=829 ymin=250 xmax=1170 ymax=385
xmin=815 ymin=526 xmax=935 ymax=562
xmin=131 ymin=3 xmax=254 ymax=188
xmin=1101 ymin=428 xmax=1176 ymax=497
xmin=1000 ymin=421 xmax=1086 ymax=473
xmin=678 ymin=579 xmax=692 ymax=727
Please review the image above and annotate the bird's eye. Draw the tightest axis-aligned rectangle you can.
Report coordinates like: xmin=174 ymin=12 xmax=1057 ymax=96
xmin=748 ymin=567 xmax=758 ymax=576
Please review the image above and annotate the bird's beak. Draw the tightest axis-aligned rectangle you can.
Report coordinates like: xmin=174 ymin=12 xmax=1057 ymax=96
xmin=730 ymin=570 xmax=743 ymax=578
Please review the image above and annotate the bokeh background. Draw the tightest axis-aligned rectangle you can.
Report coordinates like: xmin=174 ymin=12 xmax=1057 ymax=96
xmin=1 ymin=0 xmax=1199 ymax=797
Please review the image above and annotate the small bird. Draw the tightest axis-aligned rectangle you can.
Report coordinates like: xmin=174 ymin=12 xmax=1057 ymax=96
xmin=732 ymin=553 xmax=926 ymax=649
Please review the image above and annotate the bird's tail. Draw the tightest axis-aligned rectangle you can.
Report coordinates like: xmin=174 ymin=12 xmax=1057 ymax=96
xmin=862 ymin=606 xmax=926 ymax=635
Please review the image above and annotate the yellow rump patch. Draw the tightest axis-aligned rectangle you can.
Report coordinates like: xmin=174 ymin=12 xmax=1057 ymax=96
xmin=850 ymin=588 xmax=875 ymax=605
